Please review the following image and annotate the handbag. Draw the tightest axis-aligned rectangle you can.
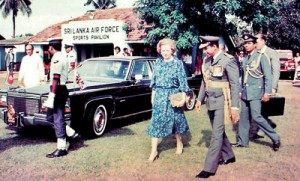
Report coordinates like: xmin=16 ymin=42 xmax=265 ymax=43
xmin=169 ymin=92 xmax=185 ymax=107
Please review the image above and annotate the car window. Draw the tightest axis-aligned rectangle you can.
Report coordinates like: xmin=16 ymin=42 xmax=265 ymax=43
xmin=72 ymin=60 xmax=129 ymax=80
xmin=131 ymin=61 xmax=152 ymax=79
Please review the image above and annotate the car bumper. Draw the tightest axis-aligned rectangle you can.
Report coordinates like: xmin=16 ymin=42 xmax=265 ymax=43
xmin=1 ymin=108 xmax=71 ymax=127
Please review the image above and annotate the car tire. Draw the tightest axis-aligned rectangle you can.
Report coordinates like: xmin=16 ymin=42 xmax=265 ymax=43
xmin=185 ymin=90 xmax=196 ymax=111
xmin=87 ymin=104 xmax=108 ymax=137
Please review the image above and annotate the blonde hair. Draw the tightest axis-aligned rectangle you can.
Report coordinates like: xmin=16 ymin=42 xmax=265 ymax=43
xmin=156 ymin=38 xmax=176 ymax=55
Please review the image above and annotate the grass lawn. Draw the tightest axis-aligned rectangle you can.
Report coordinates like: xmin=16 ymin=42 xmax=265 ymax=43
xmin=0 ymin=103 xmax=299 ymax=181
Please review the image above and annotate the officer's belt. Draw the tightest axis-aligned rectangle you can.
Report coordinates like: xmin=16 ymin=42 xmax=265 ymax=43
xmin=206 ymin=81 xmax=229 ymax=89
xmin=206 ymin=81 xmax=234 ymax=124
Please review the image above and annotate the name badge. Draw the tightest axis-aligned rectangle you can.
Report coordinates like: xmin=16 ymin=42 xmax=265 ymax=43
xmin=212 ymin=65 xmax=223 ymax=77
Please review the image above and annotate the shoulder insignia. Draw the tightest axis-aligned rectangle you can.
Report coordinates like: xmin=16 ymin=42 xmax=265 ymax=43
xmin=54 ymin=60 xmax=59 ymax=64
xmin=224 ymin=53 xmax=234 ymax=59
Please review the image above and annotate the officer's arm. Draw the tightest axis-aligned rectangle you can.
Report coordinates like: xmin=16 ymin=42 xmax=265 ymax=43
xmin=197 ymin=79 xmax=206 ymax=104
xmin=271 ymin=50 xmax=280 ymax=91
xmin=50 ymin=74 xmax=60 ymax=94
xmin=226 ymin=59 xmax=241 ymax=108
xmin=261 ymin=55 xmax=272 ymax=95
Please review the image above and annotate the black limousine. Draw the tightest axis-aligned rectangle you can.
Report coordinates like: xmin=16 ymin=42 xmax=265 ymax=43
xmin=0 ymin=56 xmax=202 ymax=137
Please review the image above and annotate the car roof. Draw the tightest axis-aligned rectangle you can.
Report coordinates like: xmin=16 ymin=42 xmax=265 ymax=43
xmin=86 ymin=56 xmax=156 ymax=62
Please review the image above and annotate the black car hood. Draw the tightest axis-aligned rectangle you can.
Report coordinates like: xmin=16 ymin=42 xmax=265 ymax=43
xmin=8 ymin=78 xmax=125 ymax=96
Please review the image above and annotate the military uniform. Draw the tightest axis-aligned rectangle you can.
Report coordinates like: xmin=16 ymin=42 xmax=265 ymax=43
xmin=196 ymin=36 xmax=240 ymax=176
xmin=250 ymin=45 xmax=280 ymax=138
xmin=45 ymin=38 xmax=70 ymax=158
xmin=47 ymin=51 xmax=69 ymax=139
xmin=236 ymin=34 xmax=280 ymax=149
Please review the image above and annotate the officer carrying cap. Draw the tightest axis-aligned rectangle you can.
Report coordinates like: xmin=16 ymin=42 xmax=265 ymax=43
xmin=199 ymin=36 xmax=220 ymax=49
xmin=241 ymin=34 xmax=257 ymax=43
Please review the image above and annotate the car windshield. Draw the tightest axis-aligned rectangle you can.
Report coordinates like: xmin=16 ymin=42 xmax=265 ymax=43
xmin=72 ymin=60 xmax=129 ymax=80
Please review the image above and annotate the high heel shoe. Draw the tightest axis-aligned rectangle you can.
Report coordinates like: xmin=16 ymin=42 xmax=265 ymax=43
xmin=148 ymin=151 xmax=159 ymax=162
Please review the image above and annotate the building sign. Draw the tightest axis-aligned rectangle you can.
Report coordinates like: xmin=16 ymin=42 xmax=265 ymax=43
xmin=62 ymin=19 xmax=126 ymax=44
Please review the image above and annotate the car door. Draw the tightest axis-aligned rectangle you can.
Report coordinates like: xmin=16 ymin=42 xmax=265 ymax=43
xmin=113 ymin=59 xmax=153 ymax=118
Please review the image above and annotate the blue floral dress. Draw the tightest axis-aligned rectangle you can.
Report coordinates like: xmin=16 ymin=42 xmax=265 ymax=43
xmin=146 ymin=57 xmax=190 ymax=138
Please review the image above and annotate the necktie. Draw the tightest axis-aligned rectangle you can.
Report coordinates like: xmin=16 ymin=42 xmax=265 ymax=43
xmin=248 ymin=55 xmax=251 ymax=60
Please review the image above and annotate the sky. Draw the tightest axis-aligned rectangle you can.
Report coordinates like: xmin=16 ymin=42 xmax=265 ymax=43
xmin=0 ymin=0 xmax=136 ymax=39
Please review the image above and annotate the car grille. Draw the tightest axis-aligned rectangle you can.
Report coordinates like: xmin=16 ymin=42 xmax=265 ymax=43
xmin=7 ymin=96 xmax=40 ymax=115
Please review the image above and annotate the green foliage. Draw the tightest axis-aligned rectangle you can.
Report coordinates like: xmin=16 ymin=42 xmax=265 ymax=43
xmin=122 ymin=23 xmax=130 ymax=32
xmin=0 ymin=0 xmax=32 ymax=38
xmin=84 ymin=0 xmax=116 ymax=9
xmin=268 ymin=0 xmax=300 ymax=52
xmin=0 ymin=0 xmax=32 ymax=17
xmin=134 ymin=0 xmax=298 ymax=50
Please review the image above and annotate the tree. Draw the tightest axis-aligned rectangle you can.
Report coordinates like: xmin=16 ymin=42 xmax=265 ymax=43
xmin=0 ymin=0 xmax=32 ymax=38
xmin=134 ymin=0 xmax=281 ymax=50
xmin=268 ymin=0 xmax=300 ymax=52
xmin=84 ymin=0 xmax=116 ymax=9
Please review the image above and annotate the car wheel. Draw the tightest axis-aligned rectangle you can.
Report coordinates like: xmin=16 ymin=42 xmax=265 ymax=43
xmin=185 ymin=91 xmax=196 ymax=111
xmin=88 ymin=104 xmax=108 ymax=137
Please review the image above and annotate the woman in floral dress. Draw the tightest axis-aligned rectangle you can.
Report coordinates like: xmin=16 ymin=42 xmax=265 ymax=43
xmin=147 ymin=38 xmax=190 ymax=162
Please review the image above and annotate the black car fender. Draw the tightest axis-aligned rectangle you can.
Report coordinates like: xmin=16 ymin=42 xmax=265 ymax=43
xmin=83 ymin=95 xmax=115 ymax=119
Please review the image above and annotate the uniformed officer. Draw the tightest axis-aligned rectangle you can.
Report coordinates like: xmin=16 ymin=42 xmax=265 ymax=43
xmin=232 ymin=34 xmax=281 ymax=151
xmin=195 ymin=36 xmax=240 ymax=179
xmin=64 ymin=42 xmax=77 ymax=72
xmin=250 ymin=33 xmax=281 ymax=139
xmin=43 ymin=38 xmax=71 ymax=158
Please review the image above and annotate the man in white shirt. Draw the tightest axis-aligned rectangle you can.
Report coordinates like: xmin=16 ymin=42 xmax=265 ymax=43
xmin=18 ymin=44 xmax=45 ymax=88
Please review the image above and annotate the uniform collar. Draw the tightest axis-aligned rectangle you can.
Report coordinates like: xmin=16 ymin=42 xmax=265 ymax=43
xmin=211 ymin=50 xmax=222 ymax=65
xmin=213 ymin=50 xmax=222 ymax=60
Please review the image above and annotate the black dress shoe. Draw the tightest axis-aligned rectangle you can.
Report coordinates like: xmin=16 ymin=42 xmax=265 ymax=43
xmin=219 ymin=156 xmax=236 ymax=165
xmin=251 ymin=134 xmax=264 ymax=140
xmin=70 ymin=133 xmax=82 ymax=142
xmin=195 ymin=170 xmax=215 ymax=179
xmin=273 ymin=140 xmax=280 ymax=151
xmin=46 ymin=149 xmax=68 ymax=158
xmin=231 ymin=143 xmax=245 ymax=148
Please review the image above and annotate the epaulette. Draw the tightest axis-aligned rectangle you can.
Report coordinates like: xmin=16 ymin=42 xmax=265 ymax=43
xmin=224 ymin=53 xmax=234 ymax=59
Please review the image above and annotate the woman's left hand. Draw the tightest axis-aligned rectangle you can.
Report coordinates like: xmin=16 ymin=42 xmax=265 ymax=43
xmin=176 ymin=98 xmax=186 ymax=107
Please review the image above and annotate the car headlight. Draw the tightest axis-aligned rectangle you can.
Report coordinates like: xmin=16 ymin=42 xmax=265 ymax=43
xmin=41 ymin=96 xmax=48 ymax=113
xmin=0 ymin=94 xmax=7 ymax=107
xmin=41 ymin=97 xmax=71 ymax=113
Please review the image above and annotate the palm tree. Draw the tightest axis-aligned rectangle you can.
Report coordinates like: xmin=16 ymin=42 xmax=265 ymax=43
xmin=0 ymin=0 xmax=32 ymax=38
xmin=84 ymin=0 xmax=116 ymax=9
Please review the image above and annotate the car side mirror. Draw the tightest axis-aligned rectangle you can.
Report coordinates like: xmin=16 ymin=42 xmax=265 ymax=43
xmin=134 ymin=74 xmax=143 ymax=83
